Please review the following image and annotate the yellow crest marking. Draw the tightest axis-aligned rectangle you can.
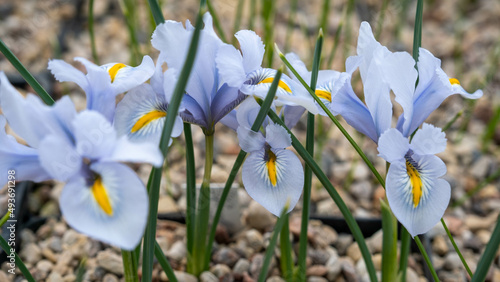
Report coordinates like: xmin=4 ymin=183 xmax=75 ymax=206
xmin=406 ymin=160 xmax=422 ymax=208
xmin=108 ymin=63 xmax=127 ymax=82
xmin=266 ymin=150 xmax=278 ymax=187
xmin=92 ymin=177 xmax=113 ymax=216
xmin=258 ymin=77 xmax=292 ymax=93
xmin=449 ymin=78 xmax=460 ymax=85
xmin=131 ymin=110 xmax=167 ymax=133
xmin=316 ymin=89 xmax=332 ymax=101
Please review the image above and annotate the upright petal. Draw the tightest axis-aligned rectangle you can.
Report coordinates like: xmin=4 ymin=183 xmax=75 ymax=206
xmin=410 ymin=123 xmax=447 ymax=155
xmin=216 ymin=44 xmax=247 ymax=88
xmin=73 ymin=110 xmax=117 ymax=160
xmin=235 ymin=30 xmax=265 ymax=73
xmin=151 ymin=20 xmax=191 ymax=71
xmin=285 ymin=52 xmax=311 ymax=84
xmin=242 ymin=148 xmax=304 ymax=216
xmin=356 ymin=22 xmax=390 ymax=82
xmin=265 ymin=123 xmax=291 ymax=149
xmin=0 ymin=116 xmax=51 ymax=187
xmin=60 ymin=162 xmax=149 ymax=250
xmin=377 ymin=128 xmax=409 ymax=163
xmin=380 ymin=51 xmax=418 ymax=137
xmin=237 ymin=126 xmax=265 ymax=153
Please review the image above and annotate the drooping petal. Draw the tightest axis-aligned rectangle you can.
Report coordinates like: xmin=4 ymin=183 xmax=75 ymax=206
xmin=265 ymin=123 xmax=291 ymax=149
xmin=101 ymin=56 xmax=155 ymax=95
xmin=377 ymin=128 xmax=409 ymax=163
xmin=219 ymin=109 xmax=239 ymax=131
xmin=410 ymin=123 xmax=447 ymax=155
xmin=0 ymin=73 xmax=75 ymax=147
xmin=242 ymin=148 xmax=304 ymax=216
xmin=330 ymin=74 xmax=378 ymax=142
xmin=0 ymin=116 xmax=51 ymax=187
xmin=38 ymin=135 xmax=82 ymax=182
xmin=114 ymin=84 xmax=171 ymax=144
xmin=380 ymin=51 xmax=418 ymax=136
xmin=235 ymin=30 xmax=265 ymax=73
xmin=59 ymin=162 xmax=149 ymax=250
xmin=179 ymin=94 xmax=209 ymax=129
xmin=48 ymin=59 xmax=90 ymax=94
xmin=386 ymin=155 xmax=450 ymax=237
xmin=237 ymin=126 xmax=265 ymax=153
xmin=103 ymin=136 xmax=164 ymax=167
xmin=281 ymin=105 xmax=306 ymax=129
xmin=216 ymin=44 xmax=247 ymax=88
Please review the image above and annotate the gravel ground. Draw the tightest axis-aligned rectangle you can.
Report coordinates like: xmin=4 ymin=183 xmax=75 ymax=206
xmin=1 ymin=0 xmax=499 ymax=281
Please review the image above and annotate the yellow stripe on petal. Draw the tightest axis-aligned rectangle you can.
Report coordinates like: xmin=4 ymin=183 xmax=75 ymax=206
xmin=406 ymin=160 xmax=422 ymax=208
xmin=258 ymin=77 xmax=292 ymax=93
xmin=449 ymin=78 xmax=460 ymax=85
xmin=108 ymin=63 xmax=127 ymax=82
xmin=131 ymin=110 xmax=166 ymax=133
xmin=316 ymin=89 xmax=332 ymax=101
xmin=267 ymin=150 xmax=278 ymax=187
xmin=92 ymin=177 xmax=113 ymax=216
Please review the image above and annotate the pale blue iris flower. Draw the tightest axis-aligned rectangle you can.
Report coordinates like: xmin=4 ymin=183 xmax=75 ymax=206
xmin=330 ymin=22 xmax=482 ymax=237
xmin=151 ymin=13 xmax=244 ymax=134
xmin=378 ymin=124 xmax=450 ymax=237
xmin=113 ymin=65 xmax=184 ymax=145
xmin=48 ymin=55 xmax=155 ymax=121
xmin=0 ymin=72 xmax=163 ymax=250
xmin=216 ymin=30 xmax=319 ymax=115
xmin=236 ymin=99 xmax=304 ymax=216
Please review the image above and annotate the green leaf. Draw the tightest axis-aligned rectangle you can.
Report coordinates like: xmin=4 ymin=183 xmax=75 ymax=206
xmin=0 ymin=236 xmax=35 ymax=282
xmin=471 ymin=215 xmax=500 ymax=282
xmin=155 ymin=240 xmax=178 ymax=282
xmin=381 ymin=199 xmax=398 ymax=282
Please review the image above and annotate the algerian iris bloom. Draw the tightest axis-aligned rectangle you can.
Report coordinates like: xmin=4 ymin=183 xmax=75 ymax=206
xmin=48 ymin=55 xmax=155 ymax=121
xmin=113 ymin=65 xmax=184 ymax=145
xmin=216 ymin=30 xmax=319 ymax=115
xmin=0 ymin=72 xmax=162 ymax=250
xmin=285 ymin=52 xmax=343 ymax=116
xmin=236 ymin=99 xmax=304 ymax=216
xmin=151 ymin=13 xmax=244 ymax=134
xmin=378 ymin=124 xmax=450 ymax=237
xmin=331 ymin=22 xmax=482 ymax=142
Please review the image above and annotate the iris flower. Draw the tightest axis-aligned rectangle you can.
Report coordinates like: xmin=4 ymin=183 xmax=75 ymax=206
xmin=0 ymin=72 xmax=162 ymax=250
xmin=216 ymin=30 xmax=319 ymax=114
xmin=151 ymin=13 xmax=244 ymax=134
xmin=236 ymin=99 xmax=304 ymax=216
xmin=331 ymin=22 xmax=482 ymax=142
xmin=48 ymin=55 xmax=155 ymax=121
xmin=113 ymin=66 xmax=184 ymax=145
xmin=378 ymin=124 xmax=450 ymax=237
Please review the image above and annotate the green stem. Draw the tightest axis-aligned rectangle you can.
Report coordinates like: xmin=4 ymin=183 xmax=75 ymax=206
xmin=155 ymin=241 xmax=178 ymax=282
xmin=0 ymin=211 xmax=10 ymax=227
xmin=122 ymin=250 xmax=138 ymax=282
xmin=375 ymin=0 xmax=390 ymax=40
xmin=88 ymin=0 xmax=99 ymax=64
xmin=280 ymin=214 xmax=293 ymax=281
xmin=277 ymin=49 xmax=386 ymax=187
xmin=232 ymin=0 xmax=245 ymax=45
xmin=0 ymin=39 xmax=54 ymax=106
xmin=265 ymin=110 xmax=377 ymax=282
xmin=207 ymin=0 xmax=228 ymax=43
xmin=412 ymin=0 xmax=424 ymax=65
xmin=142 ymin=2 xmax=204 ymax=280
xmin=192 ymin=133 xmax=214 ymax=275
xmin=184 ymin=123 xmax=196 ymax=261
xmin=452 ymin=167 xmax=500 ymax=208
xmin=471 ymin=214 xmax=500 ymax=282
xmin=262 ymin=0 xmax=275 ymax=67
xmin=381 ymin=200 xmax=398 ymax=282
xmin=203 ymin=69 xmax=281 ymax=270
xmin=441 ymin=218 xmax=473 ymax=277
xmin=0 ymin=236 xmax=35 ymax=282
xmin=442 ymin=110 xmax=463 ymax=131
xmin=284 ymin=0 xmax=298 ymax=53
xmin=120 ymin=0 xmax=142 ymax=65
xmin=259 ymin=205 xmax=290 ymax=281
xmin=399 ymin=227 xmax=411 ymax=282
xmin=414 ymin=236 xmax=439 ymax=282
xmin=248 ymin=0 xmax=257 ymax=31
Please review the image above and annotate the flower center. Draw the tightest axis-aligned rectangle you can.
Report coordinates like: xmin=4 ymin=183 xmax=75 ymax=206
xmin=315 ymin=89 xmax=332 ymax=101
xmin=258 ymin=77 xmax=292 ymax=93
xmin=406 ymin=158 xmax=422 ymax=208
xmin=266 ymin=149 xmax=278 ymax=187
xmin=108 ymin=63 xmax=127 ymax=82
xmin=92 ymin=177 xmax=113 ymax=216
xmin=449 ymin=78 xmax=460 ymax=85
xmin=131 ymin=110 xmax=167 ymax=133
